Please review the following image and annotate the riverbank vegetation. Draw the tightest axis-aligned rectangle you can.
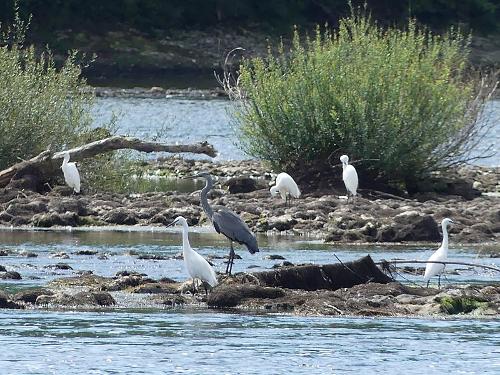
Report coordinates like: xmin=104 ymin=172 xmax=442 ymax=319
xmin=1 ymin=0 xmax=498 ymax=35
xmin=0 ymin=12 xmax=94 ymax=171
xmin=229 ymin=10 xmax=498 ymax=191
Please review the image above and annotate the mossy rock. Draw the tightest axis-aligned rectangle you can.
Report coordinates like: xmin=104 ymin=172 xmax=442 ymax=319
xmin=79 ymin=216 xmax=106 ymax=226
xmin=439 ymin=296 xmax=488 ymax=314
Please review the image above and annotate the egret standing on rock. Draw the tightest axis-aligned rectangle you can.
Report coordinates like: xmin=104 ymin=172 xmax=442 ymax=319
xmin=191 ymin=172 xmax=259 ymax=275
xmin=424 ymin=218 xmax=454 ymax=288
xmin=340 ymin=155 xmax=358 ymax=201
xmin=167 ymin=216 xmax=218 ymax=294
xmin=61 ymin=152 xmax=81 ymax=194
xmin=270 ymin=172 xmax=301 ymax=207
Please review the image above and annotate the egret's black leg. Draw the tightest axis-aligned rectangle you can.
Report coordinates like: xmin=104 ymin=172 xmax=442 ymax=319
xmin=438 ymin=275 xmax=441 ymax=289
xmin=192 ymin=279 xmax=197 ymax=294
xmin=204 ymin=282 xmax=208 ymax=296
xmin=426 ymin=280 xmax=430 ymax=288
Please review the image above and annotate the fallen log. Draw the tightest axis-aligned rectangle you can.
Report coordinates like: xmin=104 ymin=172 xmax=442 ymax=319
xmin=0 ymin=136 xmax=217 ymax=190
xmin=240 ymin=255 xmax=393 ymax=291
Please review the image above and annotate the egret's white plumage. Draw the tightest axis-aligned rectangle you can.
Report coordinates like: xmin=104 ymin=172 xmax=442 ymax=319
xmin=170 ymin=216 xmax=218 ymax=289
xmin=61 ymin=152 xmax=81 ymax=193
xmin=340 ymin=155 xmax=358 ymax=198
xmin=270 ymin=172 xmax=301 ymax=205
xmin=423 ymin=218 xmax=453 ymax=288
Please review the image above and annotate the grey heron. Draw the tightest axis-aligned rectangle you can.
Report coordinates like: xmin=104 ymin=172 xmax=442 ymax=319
xmin=191 ymin=172 xmax=259 ymax=275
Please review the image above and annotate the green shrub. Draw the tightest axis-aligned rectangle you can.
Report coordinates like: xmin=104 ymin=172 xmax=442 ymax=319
xmin=0 ymin=11 xmax=94 ymax=171
xmin=230 ymin=10 xmax=496 ymax=188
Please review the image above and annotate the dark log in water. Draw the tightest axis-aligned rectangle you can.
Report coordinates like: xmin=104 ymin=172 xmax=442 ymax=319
xmin=242 ymin=255 xmax=393 ymax=291
xmin=0 ymin=136 xmax=217 ymax=190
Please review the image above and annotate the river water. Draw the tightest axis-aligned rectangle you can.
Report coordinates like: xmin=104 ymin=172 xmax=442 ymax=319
xmin=1 ymin=96 xmax=499 ymax=373
xmin=92 ymin=97 xmax=499 ymax=166
xmin=0 ymin=229 xmax=499 ymax=374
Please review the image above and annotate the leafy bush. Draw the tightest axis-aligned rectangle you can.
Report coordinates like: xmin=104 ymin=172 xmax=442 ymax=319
xmin=0 ymin=12 xmax=94 ymax=170
xmin=229 ymin=10 xmax=497 ymax=189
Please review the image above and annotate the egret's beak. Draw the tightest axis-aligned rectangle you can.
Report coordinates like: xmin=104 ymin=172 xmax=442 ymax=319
xmin=450 ymin=220 xmax=454 ymax=224
xmin=166 ymin=221 xmax=176 ymax=228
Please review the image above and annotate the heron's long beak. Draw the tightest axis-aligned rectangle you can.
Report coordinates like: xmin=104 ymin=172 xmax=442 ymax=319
xmin=166 ymin=221 xmax=175 ymax=228
xmin=184 ymin=175 xmax=199 ymax=180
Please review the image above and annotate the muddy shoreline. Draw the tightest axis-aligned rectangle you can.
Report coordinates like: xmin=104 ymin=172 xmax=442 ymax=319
xmin=1 ymin=158 xmax=498 ymax=246
xmin=1 ymin=263 xmax=499 ymax=318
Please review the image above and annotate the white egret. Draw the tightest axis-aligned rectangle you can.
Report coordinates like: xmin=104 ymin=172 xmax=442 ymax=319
xmin=190 ymin=172 xmax=259 ymax=275
xmin=168 ymin=216 xmax=218 ymax=294
xmin=424 ymin=218 xmax=454 ymax=288
xmin=270 ymin=172 xmax=301 ymax=207
xmin=61 ymin=152 xmax=81 ymax=194
xmin=340 ymin=155 xmax=358 ymax=200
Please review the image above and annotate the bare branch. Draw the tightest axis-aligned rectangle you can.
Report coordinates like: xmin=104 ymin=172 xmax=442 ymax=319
xmin=0 ymin=136 xmax=217 ymax=188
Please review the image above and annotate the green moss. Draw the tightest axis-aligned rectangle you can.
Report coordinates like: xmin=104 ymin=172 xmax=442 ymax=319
xmin=439 ymin=296 xmax=488 ymax=314
xmin=78 ymin=216 xmax=106 ymax=226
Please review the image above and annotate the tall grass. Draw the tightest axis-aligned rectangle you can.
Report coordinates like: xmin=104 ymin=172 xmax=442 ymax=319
xmin=228 ymin=10 xmax=497 ymax=189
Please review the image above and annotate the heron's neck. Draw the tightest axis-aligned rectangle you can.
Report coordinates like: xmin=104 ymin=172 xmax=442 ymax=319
xmin=441 ymin=223 xmax=449 ymax=251
xmin=200 ymin=177 xmax=214 ymax=219
xmin=180 ymin=222 xmax=192 ymax=254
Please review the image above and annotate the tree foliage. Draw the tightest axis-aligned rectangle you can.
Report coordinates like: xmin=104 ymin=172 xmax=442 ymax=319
xmin=0 ymin=0 xmax=498 ymax=35
xmin=229 ymin=10 xmax=497 ymax=189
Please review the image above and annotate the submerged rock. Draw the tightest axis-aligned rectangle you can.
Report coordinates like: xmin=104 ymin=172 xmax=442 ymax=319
xmin=36 ymin=291 xmax=115 ymax=307
xmin=13 ymin=288 xmax=54 ymax=304
xmin=0 ymin=290 xmax=23 ymax=309
xmin=0 ymin=271 xmax=22 ymax=280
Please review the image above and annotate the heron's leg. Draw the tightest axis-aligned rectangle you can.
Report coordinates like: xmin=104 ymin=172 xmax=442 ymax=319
xmin=226 ymin=241 xmax=235 ymax=275
xmin=438 ymin=275 xmax=441 ymax=289
xmin=426 ymin=280 xmax=430 ymax=288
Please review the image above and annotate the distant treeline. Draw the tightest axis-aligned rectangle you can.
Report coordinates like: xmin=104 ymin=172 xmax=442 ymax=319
xmin=0 ymin=0 xmax=498 ymax=35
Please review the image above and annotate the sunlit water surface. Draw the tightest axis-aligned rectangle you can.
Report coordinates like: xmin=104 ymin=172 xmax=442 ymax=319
xmin=0 ymin=229 xmax=499 ymax=374
xmin=92 ymin=98 xmax=500 ymax=166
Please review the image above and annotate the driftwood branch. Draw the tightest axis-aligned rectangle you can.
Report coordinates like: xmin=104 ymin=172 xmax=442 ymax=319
xmin=0 ymin=136 xmax=217 ymax=189
xmin=378 ymin=259 xmax=500 ymax=273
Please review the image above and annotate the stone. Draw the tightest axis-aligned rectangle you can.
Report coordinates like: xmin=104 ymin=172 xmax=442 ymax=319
xmin=44 ymin=263 xmax=73 ymax=270
xmin=73 ymin=250 xmax=98 ymax=256
xmin=32 ymin=212 xmax=79 ymax=227
xmin=0 ymin=290 xmax=23 ymax=309
xmin=103 ymin=208 xmax=138 ymax=225
xmin=13 ymin=288 xmax=54 ymax=304
xmin=377 ymin=214 xmax=440 ymax=242
xmin=207 ymin=284 xmax=285 ymax=307
xmin=224 ymin=177 xmax=258 ymax=194
xmin=36 ymin=291 xmax=116 ymax=307
xmin=0 ymin=271 xmax=22 ymax=279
